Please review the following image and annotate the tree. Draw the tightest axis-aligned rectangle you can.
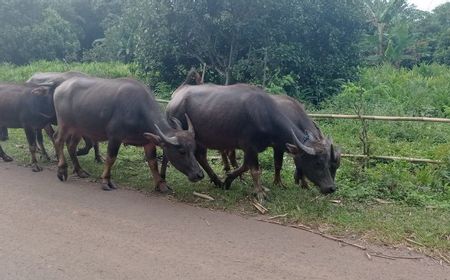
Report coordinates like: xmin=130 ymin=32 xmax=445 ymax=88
xmin=363 ymin=0 xmax=408 ymax=62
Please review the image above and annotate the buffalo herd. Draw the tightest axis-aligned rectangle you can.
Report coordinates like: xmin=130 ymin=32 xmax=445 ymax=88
xmin=0 ymin=71 xmax=340 ymax=201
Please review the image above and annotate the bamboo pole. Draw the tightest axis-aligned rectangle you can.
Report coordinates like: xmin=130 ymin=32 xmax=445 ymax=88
xmin=342 ymin=154 xmax=443 ymax=164
xmin=309 ymin=114 xmax=450 ymax=123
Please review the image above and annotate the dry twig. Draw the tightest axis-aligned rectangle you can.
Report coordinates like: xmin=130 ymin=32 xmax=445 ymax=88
xmin=251 ymin=200 xmax=268 ymax=214
xmin=267 ymin=213 xmax=288 ymax=220
xmin=193 ymin=191 xmax=215 ymax=201
xmin=405 ymin=238 xmax=424 ymax=247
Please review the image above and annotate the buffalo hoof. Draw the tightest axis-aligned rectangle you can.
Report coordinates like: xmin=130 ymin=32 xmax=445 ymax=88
xmin=74 ymin=169 xmax=90 ymax=178
xmin=102 ymin=180 xmax=117 ymax=191
xmin=31 ymin=163 xmax=43 ymax=172
xmin=224 ymin=176 xmax=234 ymax=190
xmin=210 ymin=177 xmax=223 ymax=189
xmin=254 ymin=190 xmax=268 ymax=204
xmin=156 ymin=181 xmax=172 ymax=194
xmin=57 ymin=165 xmax=68 ymax=181
xmin=1 ymin=154 xmax=13 ymax=162
xmin=273 ymin=180 xmax=287 ymax=189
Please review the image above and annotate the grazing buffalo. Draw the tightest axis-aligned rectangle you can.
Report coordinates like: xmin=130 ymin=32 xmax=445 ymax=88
xmin=221 ymin=95 xmax=341 ymax=188
xmin=0 ymin=126 xmax=8 ymax=141
xmin=164 ymin=84 xmax=337 ymax=201
xmin=270 ymin=95 xmax=341 ymax=187
xmin=53 ymin=76 xmax=204 ymax=191
xmin=0 ymin=83 xmax=56 ymax=171
xmin=27 ymin=71 xmax=103 ymax=162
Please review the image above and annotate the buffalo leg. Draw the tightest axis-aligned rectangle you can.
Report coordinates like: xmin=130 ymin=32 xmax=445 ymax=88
xmin=0 ymin=127 xmax=8 ymax=141
xmin=77 ymin=137 xmax=104 ymax=163
xmin=160 ymin=153 xmax=169 ymax=180
xmin=36 ymin=129 xmax=51 ymax=161
xmin=67 ymin=135 xmax=90 ymax=178
xmin=44 ymin=125 xmax=58 ymax=159
xmin=296 ymin=169 xmax=309 ymax=189
xmin=55 ymin=126 xmax=69 ymax=181
xmin=144 ymin=144 xmax=170 ymax=193
xmin=100 ymin=139 xmax=121 ymax=191
xmin=273 ymin=147 xmax=286 ymax=187
xmin=76 ymin=137 xmax=93 ymax=156
xmin=195 ymin=146 xmax=222 ymax=187
xmin=0 ymin=144 xmax=13 ymax=162
xmin=24 ymin=127 xmax=42 ymax=172
xmin=223 ymin=161 xmax=249 ymax=189
xmin=228 ymin=150 xmax=239 ymax=169
xmin=245 ymin=151 xmax=268 ymax=203
xmin=220 ymin=150 xmax=231 ymax=172
xmin=92 ymin=141 xmax=104 ymax=163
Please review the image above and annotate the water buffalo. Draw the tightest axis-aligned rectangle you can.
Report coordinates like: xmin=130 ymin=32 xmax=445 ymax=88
xmin=53 ymin=76 xmax=204 ymax=191
xmin=27 ymin=71 xmax=103 ymax=162
xmin=164 ymin=84 xmax=337 ymax=201
xmin=0 ymin=83 xmax=56 ymax=171
xmin=222 ymin=95 xmax=341 ymax=188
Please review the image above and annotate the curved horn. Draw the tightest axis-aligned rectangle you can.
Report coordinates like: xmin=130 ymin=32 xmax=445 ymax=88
xmin=291 ymin=129 xmax=316 ymax=155
xmin=170 ymin=117 xmax=183 ymax=130
xmin=185 ymin=114 xmax=195 ymax=135
xmin=154 ymin=124 xmax=179 ymax=146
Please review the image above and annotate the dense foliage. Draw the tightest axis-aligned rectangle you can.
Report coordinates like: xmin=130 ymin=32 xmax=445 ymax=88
xmin=1 ymin=0 xmax=449 ymax=102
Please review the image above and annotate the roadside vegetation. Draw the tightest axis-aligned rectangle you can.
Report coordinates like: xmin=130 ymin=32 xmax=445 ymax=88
xmin=1 ymin=61 xmax=448 ymax=255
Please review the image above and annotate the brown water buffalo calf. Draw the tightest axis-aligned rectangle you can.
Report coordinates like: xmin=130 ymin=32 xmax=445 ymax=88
xmin=0 ymin=83 xmax=56 ymax=171
xmin=164 ymin=84 xmax=337 ymax=202
xmin=53 ymin=77 xmax=204 ymax=191
xmin=27 ymin=71 xmax=103 ymax=163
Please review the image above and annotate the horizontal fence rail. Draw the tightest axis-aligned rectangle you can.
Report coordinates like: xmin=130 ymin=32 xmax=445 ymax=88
xmin=309 ymin=114 xmax=450 ymax=123
xmin=156 ymin=98 xmax=449 ymax=165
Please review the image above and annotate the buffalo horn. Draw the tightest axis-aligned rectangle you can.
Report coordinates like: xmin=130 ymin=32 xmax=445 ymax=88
xmin=154 ymin=124 xmax=179 ymax=146
xmin=185 ymin=114 xmax=195 ymax=135
xmin=292 ymin=129 xmax=316 ymax=155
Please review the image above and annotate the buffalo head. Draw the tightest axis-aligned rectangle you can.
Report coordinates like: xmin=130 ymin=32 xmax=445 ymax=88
xmin=144 ymin=114 xmax=204 ymax=182
xmin=286 ymin=130 xmax=340 ymax=194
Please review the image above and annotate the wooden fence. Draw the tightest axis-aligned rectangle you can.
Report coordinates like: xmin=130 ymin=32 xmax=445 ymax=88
xmin=156 ymin=98 xmax=449 ymax=165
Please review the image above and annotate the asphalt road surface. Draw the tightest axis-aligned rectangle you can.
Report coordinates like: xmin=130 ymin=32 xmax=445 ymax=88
xmin=0 ymin=163 xmax=448 ymax=280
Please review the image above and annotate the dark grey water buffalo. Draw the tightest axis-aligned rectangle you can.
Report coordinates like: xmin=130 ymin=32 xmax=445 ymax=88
xmin=270 ymin=95 xmax=340 ymax=187
xmin=0 ymin=83 xmax=56 ymax=171
xmin=164 ymin=84 xmax=337 ymax=201
xmin=53 ymin=76 xmax=204 ymax=191
xmin=220 ymin=95 xmax=341 ymax=188
xmin=27 ymin=71 xmax=103 ymax=162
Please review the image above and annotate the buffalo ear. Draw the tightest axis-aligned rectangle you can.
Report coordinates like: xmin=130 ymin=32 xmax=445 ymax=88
xmin=331 ymin=144 xmax=341 ymax=163
xmin=144 ymin=133 xmax=164 ymax=146
xmin=30 ymin=87 xmax=48 ymax=96
xmin=286 ymin=143 xmax=299 ymax=155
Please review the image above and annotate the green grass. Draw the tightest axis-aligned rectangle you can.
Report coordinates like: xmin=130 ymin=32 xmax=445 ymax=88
xmin=1 ymin=61 xmax=449 ymax=256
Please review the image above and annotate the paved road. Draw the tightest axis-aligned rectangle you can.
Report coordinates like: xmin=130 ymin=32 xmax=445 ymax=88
xmin=0 ymin=163 xmax=448 ymax=280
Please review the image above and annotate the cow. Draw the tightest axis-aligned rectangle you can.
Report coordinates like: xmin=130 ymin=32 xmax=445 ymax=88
xmin=163 ymin=84 xmax=337 ymax=202
xmin=0 ymin=83 xmax=57 ymax=171
xmin=27 ymin=71 xmax=104 ymax=163
xmin=53 ymin=76 xmax=204 ymax=191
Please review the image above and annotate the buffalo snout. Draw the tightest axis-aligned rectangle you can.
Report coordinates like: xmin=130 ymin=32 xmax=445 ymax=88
xmin=189 ymin=170 xmax=204 ymax=182
xmin=320 ymin=184 xmax=336 ymax=194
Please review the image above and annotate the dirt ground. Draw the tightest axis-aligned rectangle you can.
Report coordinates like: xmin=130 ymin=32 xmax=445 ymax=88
xmin=0 ymin=162 xmax=448 ymax=280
